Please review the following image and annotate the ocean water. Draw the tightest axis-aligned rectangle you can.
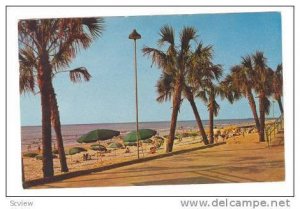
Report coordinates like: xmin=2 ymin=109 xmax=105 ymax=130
xmin=21 ymin=119 xmax=254 ymax=151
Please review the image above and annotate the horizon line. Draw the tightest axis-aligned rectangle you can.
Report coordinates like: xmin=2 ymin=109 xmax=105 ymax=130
xmin=21 ymin=117 xmax=278 ymax=127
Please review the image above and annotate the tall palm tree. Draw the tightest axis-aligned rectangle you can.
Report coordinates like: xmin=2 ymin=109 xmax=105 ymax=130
xmin=186 ymin=44 xmax=221 ymax=145
xmin=18 ymin=18 xmax=104 ymax=177
xmin=49 ymin=67 xmax=91 ymax=172
xmin=272 ymin=64 xmax=283 ymax=114
xmin=154 ymin=43 xmax=217 ymax=146
xmin=143 ymin=25 xmax=200 ymax=152
xmin=197 ymin=83 xmax=220 ymax=144
xmin=229 ymin=56 xmax=261 ymax=134
xmin=195 ymin=65 xmax=224 ymax=144
xmin=252 ymin=51 xmax=273 ymax=142
xmin=20 ymin=58 xmax=91 ymax=173
xmin=183 ymin=86 xmax=209 ymax=145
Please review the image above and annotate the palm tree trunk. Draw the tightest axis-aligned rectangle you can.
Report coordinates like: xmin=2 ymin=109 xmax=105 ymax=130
xmin=277 ymin=97 xmax=284 ymax=114
xmin=185 ymin=89 xmax=209 ymax=145
xmin=246 ymin=89 xmax=261 ymax=132
xmin=166 ymin=80 xmax=183 ymax=153
xmin=209 ymin=96 xmax=214 ymax=144
xmin=37 ymin=52 xmax=54 ymax=178
xmin=259 ymin=93 xmax=266 ymax=142
xmin=49 ymin=86 xmax=69 ymax=172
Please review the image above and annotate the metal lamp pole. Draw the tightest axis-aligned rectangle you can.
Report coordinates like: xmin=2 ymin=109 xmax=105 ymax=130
xmin=129 ymin=29 xmax=141 ymax=159
xmin=272 ymin=100 xmax=275 ymax=119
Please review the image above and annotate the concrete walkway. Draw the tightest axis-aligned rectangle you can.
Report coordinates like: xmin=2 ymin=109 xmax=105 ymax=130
xmin=33 ymin=137 xmax=285 ymax=189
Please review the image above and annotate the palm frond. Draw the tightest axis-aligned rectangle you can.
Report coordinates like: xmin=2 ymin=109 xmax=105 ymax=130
xmin=180 ymin=26 xmax=197 ymax=52
xmin=158 ymin=25 xmax=175 ymax=46
xmin=142 ymin=47 xmax=174 ymax=74
xmin=155 ymin=73 xmax=173 ymax=103
xmin=272 ymin=63 xmax=283 ymax=99
xmin=69 ymin=67 xmax=92 ymax=83
xmin=196 ymin=90 xmax=208 ymax=103
xmin=213 ymin=100 xmax=220 ymax=116
xmin=241 ymin=55 xmax=253 ymax=69
xmin=19 ymin=48 xmax=37 ymax=94
xmin=253 ymin=51 xmax=267 ymax=71
xmin=264 ymin=97 xmax=271 ymax=115
xmin=82 ymin=17 xmax=105 ymax=39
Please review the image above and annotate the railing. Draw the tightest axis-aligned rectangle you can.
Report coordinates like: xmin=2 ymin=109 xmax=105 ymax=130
xmin=265 ymin=114 xmax=284 ymax=147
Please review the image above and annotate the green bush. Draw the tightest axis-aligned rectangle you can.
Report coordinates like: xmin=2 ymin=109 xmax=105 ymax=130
xmin=181 ymin=132 xmax=190 ymax=138
xmin=90 ymin=144 xmax=107 ymax=152
xmin=52 ymin=149 xmax=59 ymax=154
xmin=176 ymin=132 xmax=198 ymax=138
xmin=189 ymin=132 xmax=199 ymax=137
xmin=35 ymin=155 xmax=43 ymax=160
xmin=23 ymin=152 xmax=38 ymax=158
xmin=143 ymin=138 xmax=153 ymax=144
xmin=69 ymin=147 xmax=87 ymax=155
xmin=164 ymin=135 xmax=178 ymax=140
xmin=35 ymin=154 xmax=58 ymax=160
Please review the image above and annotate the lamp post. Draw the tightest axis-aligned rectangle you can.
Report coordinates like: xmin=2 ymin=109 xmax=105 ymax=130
xmin=129 ymin=29 xmax=141 ymax=159
xmin=272 ymin=100 xmax=275 ymax=119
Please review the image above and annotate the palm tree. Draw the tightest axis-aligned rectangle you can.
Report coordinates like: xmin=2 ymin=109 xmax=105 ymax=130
xmin=252 ymin=51 xmax=273 ymax=142
xmin=183 ymin=86 xmax=209 ymax=145
xmin=197 ymin=83 xmax=220 ymax=144
xmin=186 ymin=44 xmax=221 ymax=145
xmin=143 ymin=25 xmax=201 ymax=152
xmin=219 ymin=75 xmax=242 ymax=105
xmin=155 ymin=73 xmax=210 ymax=145
xmin=272 ymin=64 xmax=283 ymax=114
xmin=154 ymin=43 xmax=217 ymax=146
xmin=20 ymin=59 xmax=91 ymax=173
xmin=194 ymin=65 xmax=223 ymax=144
xmin=18 ymin=18 xmax=104 ymax=177
xmin=229 ymin=56 xmax=261 ymax=134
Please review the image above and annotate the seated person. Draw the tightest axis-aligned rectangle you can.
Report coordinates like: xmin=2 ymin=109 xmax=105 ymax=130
xmin=125 ymin=147 xmax=130 ymax=153
xmin=149 ymin=146 xmax=156 ymax=154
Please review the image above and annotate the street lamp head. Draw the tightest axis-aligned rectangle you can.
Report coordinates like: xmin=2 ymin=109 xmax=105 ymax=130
xmin=129 ymin=29 xmax=141 ymax=40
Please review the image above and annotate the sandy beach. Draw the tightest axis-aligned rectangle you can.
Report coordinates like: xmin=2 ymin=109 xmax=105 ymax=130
xmin=22 ymin=122 xmax=282 ymax=183
xmin=30 ymin=128 xmax=284 ymax=189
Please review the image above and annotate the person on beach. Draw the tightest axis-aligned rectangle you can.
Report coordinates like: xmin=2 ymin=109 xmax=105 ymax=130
xmin=125 ymin=147 xmax=130 ymax=153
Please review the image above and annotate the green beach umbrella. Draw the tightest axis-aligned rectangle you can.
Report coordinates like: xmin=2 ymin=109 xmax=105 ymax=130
xmin=77 ymin=129 xmax=120 ymax=143
xmin=124 ymin=129 xmax=157 ymax=143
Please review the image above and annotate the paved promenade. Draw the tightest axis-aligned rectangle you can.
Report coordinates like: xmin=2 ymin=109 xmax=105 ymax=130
xmin=33 ymin=135 xmax=284 ymax=189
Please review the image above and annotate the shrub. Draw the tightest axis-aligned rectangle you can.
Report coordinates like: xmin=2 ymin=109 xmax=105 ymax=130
xmin=23 ymin=152 xmax=38 ymax=158
xmin=189 ymin=132 xmax=199 ymax=137
xmin=143 ymin=138 xmax=153 ymax=144
xmin=52 ymin=149 xmax=59 ymax=154
xmin=90 ymin=144 xmax=107 ymax=152
xmin=35 ymin=155 xmax=43 ymax=160
xmin=69 ymin=147 xmax=87 ymax=155
xmin=35 ymin=154 xmax=58 ymax=160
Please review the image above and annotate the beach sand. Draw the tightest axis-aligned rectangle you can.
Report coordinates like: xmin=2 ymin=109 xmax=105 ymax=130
xmin=22 ymin=124 xmax=284 ymax=184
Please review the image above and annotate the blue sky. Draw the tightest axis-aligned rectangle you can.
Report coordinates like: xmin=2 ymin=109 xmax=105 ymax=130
xmin=20 ymin=12 xmax=282 ymax=126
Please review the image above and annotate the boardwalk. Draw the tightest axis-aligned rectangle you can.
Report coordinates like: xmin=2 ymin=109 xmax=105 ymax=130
xmin=33 ymin=134 xmax=285 ymax=189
